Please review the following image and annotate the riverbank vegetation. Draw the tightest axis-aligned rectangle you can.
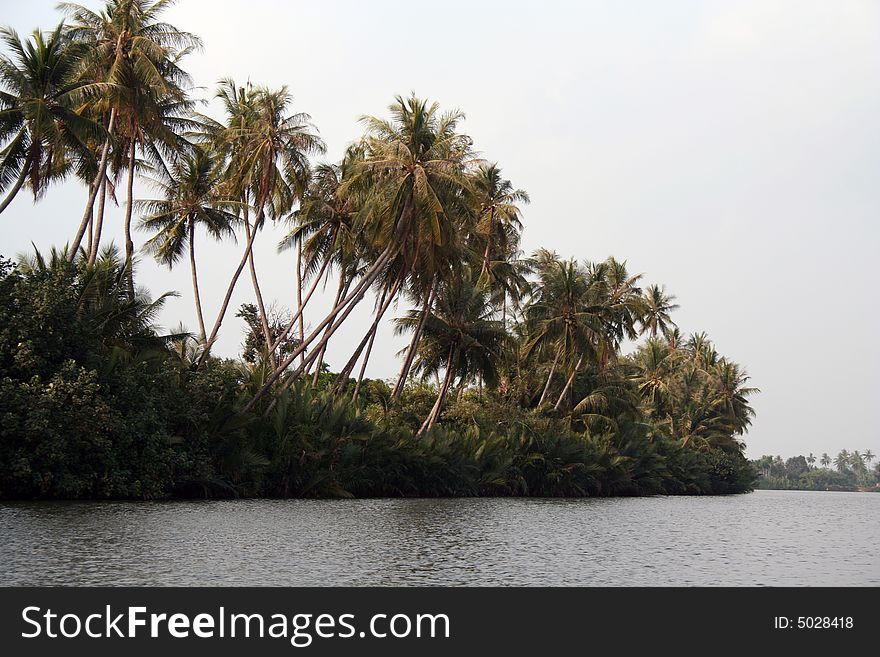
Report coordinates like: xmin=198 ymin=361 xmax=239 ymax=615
xmin=0 ymin=1 xmax=757 ymax=500
xmin=752 ymin=452 xmax=879 ymax=492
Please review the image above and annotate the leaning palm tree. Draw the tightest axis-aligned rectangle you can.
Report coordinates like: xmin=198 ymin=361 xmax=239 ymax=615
xmin=0 ymin=24 xmax=101 ymax=215
xmin=61 ymin=0 xmax=201 ymax=266
xmin=138 ymin=145 xmax=238 ymax=341
xmin=275 ymin=149 xmax=361 ymax=364
xmin=244 ymin=94 xmax=474 ymax=411
xmin=198 ymin=80 xmax=324 ymax=365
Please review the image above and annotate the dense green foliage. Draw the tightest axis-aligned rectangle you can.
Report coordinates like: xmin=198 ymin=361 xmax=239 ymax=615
xmin=0 ymin=253 xmax=755 ymax=499
xmin=752 ymin=451 xmax=879 ymax=492
xmin=0 ymin=1 xmax=758 ymax=500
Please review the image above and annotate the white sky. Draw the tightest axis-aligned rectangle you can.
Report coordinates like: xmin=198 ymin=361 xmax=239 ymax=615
xmin=2 ymin=0 xmax=879 ymax=459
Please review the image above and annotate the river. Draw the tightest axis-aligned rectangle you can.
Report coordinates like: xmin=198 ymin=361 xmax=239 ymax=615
xmin=1 ymin=490 xmax=877 ymax=586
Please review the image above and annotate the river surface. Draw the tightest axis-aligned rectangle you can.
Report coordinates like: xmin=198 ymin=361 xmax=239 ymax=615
xmin=1 ymin=490 xmax=877 ymax=586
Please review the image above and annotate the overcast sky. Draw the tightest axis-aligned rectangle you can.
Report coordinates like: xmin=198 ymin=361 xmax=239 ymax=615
xmin=2 ymin=0 xmax=878 ymax=459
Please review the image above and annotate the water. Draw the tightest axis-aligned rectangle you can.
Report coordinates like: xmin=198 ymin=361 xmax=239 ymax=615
xmin=1 ymin=490 xmax=877 ymax=586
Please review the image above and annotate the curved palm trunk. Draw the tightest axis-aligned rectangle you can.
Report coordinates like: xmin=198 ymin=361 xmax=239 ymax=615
xmin=70 ymin=108 xmax=117 ymax=261
xmin=296 ymin=240 xmax=305 ymax=365
xmin=537 ymin=347 xmax=561 ymax=407
xmin=310 ymin=275 xmax=349 ymax=385
xmin=243 ymin=211 xmax=275 ymax=368
xmin=554 ymin=356 xmax=583 ymax=411
xmin=391 ymin=279 xmax=437 ymax=401
xmin=418 ymin=348 xmax=456 ymax=435
xmin=269 ymin=256 xmax=331 ymax=357
xmin=88 ymin=175 xmax=108 ymax=266
xmin=333 ymin=278 xmax=401 ymax=392
xmin=198 ymin=207 xmax=266 ymax=365
xmin=480 ymin=208 xmax=495 ymax=275
xmin=353 ymin=322 xmax=379 ymax=402
xmin=86 ymin=182 xmax=95 ymax=256
xmin=123 ymin=138 xmax=136 ymax=294
xmin=248 ymin=197 xmax=416 ymax=410
xmin=0 ymin=163 xmax=29 ymax=215
xmin=246 ymin=241 xmax=398 ymax=412
xmin=189 ymin=220 xmax=207 ymax=342
xmin=267 ymin=229 xmax=338 ymax=357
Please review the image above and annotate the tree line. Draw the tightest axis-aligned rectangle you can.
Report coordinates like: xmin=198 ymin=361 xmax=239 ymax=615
xmin=0 ymin=0 xmax=758 ymax=499
xmin=752 ymin=451 xmax=879 ymax=492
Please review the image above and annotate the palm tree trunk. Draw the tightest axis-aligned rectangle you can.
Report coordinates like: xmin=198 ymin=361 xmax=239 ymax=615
xmin=267 ymin=230 xmax=339 ymax=358
xmin=247 ymin=241 xmax=399 ymax=412
xmin=86 ymin=182 xmax=95 ymax=256
xmin=353 ymin=321 xmax=380 ymax=402
xmin=70 ymin=108 xmax=117 ymax=261
xmin=198 ymin=206 xmax=266 ymax=366
xmin=554 ymin=356 xmax=583 ymax=411
xmin=243 ymin=211 xmax=275 ymax=367
xmin=334 ymin=278 xmax=401 ymax=392
xmin=418 ymin=348 xmax=456 ymax=435
xmin=296 ymin=240 xmax=305 ymax=365
xmin=537 ymin=348 xmax=561 ymax=406
xmin=0 ymin=163 xmax=29 ymax=215
xmin=310 ymin=275 xmax=349 ymax=385
xmin=88 ymin=174 xmax=108 ymax=266
xmin=391 ymin=279 xmax=437 ymax=401
xmin=248 ymin=196 xmax=416 ymax=409
xmin=123 ymin=138 xmax=136 ymax=294
xmin=189 ymin=220 xmax=207 ymax=342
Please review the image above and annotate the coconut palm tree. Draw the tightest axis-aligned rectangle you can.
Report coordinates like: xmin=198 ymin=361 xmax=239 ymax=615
xmin=245 ymin=94 xmax=474 ymax=411
xmin=834 ymin=449 xmax=851 ymax=473
xmin=196 ymin=79 xmax=323 ymax=364
xmin=351 ymin=94 xmax=475 ymax=401
xmin=275 ymin=150 xmax=361 ymax=364
xmin=0 ymin=24 xmax=101 ymax=215
xmin=820 ymin=453 xmax=832 ymax=468
xmin=138 ymin=145 xmax=239 ymax=341
xmin=640 ymin=283 xmax=678 ymax=338
xmin=523 ymin=254 xmax=606 ymax=407
xmin=471 ymin=162 xmax=528 ymax=282
xmin=398 ymin=268 xmax=506 ymax=433
xmin=61 ymin=0 xmax=201 ymax=265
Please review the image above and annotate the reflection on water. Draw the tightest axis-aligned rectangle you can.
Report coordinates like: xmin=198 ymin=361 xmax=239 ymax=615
xmin=1 ymin=490 xmax=877 ymax=586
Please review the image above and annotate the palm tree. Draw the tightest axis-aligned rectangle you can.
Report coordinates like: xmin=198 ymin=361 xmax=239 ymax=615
xmin=640 ymin=284 xmax=678 ymax=338
xmin=471 ymin=163 xmax=528 ymax=288
xmin=275 ymin=151 xmax=361 ymax=366
xmin=61 ymin=0 xmax=201 ymax=268
xmin=834 ymin=449 xmax=850 ymax=473
xmin=398 ymin=268 xmax=505 ymax=433
xmin=352 ymin=95 xmax=475 ymax=401
xmin=820 ymin=452 xmax=831 ymax=468
xmin=864 ymin=449 xmax=875 ymax=467
xmin=806 ymin=453 xmax=816 ymax=469
xmin=245 ymin=94 xmax=474 ymax=410
xmin=523 ymin=254 xmax=606 ymax=407
xmin=0 ymin=24 xmax=101 ymax=214
xmin=138 ymin=145 xmax=238 ymax=341
xmin=198 ymin=80 xmax=324 ymax=365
